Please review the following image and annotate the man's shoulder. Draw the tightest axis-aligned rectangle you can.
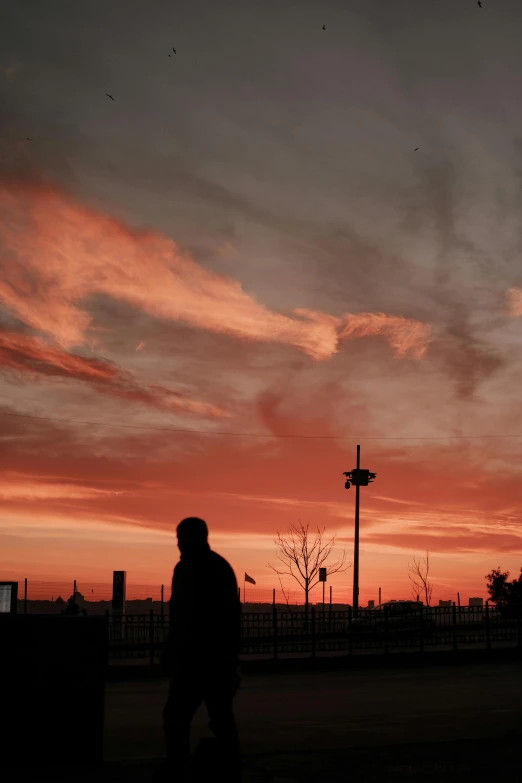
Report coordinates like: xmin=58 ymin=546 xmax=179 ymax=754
xmin=209 ymin=549 xmax=231 ymax=567
xmin=209 ymin=550 xmax=235 ymax=575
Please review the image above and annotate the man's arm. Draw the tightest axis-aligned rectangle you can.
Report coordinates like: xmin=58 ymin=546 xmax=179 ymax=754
xmin=221 ymin=562 xmax=241 ymax=658
xmin=161 ymin=569 xmax=176 ymax=668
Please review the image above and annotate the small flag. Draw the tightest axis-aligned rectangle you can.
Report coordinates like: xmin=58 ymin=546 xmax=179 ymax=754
xmin=244 ymin=572 xmax=256 ymax=585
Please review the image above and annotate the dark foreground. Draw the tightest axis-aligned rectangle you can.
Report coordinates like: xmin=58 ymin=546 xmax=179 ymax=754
xmin=10 ymin=661 xmax=522 ymax=781
xmin=11 ymin=739 xmax=521 ymax=782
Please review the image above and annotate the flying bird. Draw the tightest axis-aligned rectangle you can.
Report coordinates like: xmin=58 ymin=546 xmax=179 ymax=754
xmin=106 ymin=93 xmax=114 ymax=101
xmin=25 ymin=137 xmax=33 ymax=141
xmin=414 ymin=148 xmax=419 ymax=151
xmin=322 ymin=25 xmax=326 ymax=30
xmin=477 ymin=1 xmax=482 ymax=7
xmin=172 ymin=47 xmax=176 ymax=54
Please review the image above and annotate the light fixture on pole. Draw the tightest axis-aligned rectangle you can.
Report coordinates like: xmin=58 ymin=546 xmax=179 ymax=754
xmin=343 ymin=444 xmax=376 ymax=617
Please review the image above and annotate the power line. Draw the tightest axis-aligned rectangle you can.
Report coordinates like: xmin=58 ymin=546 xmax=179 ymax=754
xmin=0 ymin=409 xmax=518 ymax=441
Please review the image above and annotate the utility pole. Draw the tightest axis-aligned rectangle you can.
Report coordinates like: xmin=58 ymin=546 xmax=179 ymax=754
xmin=343 ymin=444 xmax=376 ymax=617
xmin=353 ymin=445 xmax=361 ymax=615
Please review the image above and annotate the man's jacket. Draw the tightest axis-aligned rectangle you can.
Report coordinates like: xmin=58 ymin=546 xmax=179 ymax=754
xmin=164 ymin=544 xmax=241 ymax=665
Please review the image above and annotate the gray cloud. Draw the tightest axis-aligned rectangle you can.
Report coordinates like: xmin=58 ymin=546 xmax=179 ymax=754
xmin=3 ymin=0 xmax=522 ymax=424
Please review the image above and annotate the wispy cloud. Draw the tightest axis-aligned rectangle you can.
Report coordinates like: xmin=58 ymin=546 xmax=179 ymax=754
xmin=364 ymin=529 xmax=522 ymax=555
xmin=508 ymin=288 xmax=522 ymax=317
xmin=0 ymin=327 xmax=229 ymax=419
xmin=371 ymin=495 xmax=423 ymax=507
xmin=339 ymin=313 xmax=431 ymax=359
xmin=0 ymin=472 xmax=123 ymax=501
xmin=0 ymin=180 xmax=431 ymax=362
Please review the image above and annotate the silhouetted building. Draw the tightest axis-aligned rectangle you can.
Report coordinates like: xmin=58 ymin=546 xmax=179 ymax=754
xmin=438 ymin=600 xmax=452 ymax=607
xmin=68 ymin=591 xmax=85 ymax=607
xmin=65 ymin=597 xmax=80 ymax=616
xmin=367 ymin=600 xmax=375 ymax=609
xmin=469 ymin=597 xmax=483 ymax=607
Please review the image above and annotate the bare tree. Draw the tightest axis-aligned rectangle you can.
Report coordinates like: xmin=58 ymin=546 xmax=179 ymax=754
xmin=267 ymin=520 xmax=351 ymax=624
xmin=275 ymin=569 xmax=290 ymax=608
xmin=408 ymin=549 xmax=433 ymax=607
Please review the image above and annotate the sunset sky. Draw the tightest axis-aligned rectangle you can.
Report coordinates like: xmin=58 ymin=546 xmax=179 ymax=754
xmin=2 ymin=0 xmax=522 ymax=605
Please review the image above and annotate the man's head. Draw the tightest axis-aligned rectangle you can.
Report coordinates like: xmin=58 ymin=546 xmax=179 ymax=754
xmin=177 ymin=517 xmax=209 ymax=557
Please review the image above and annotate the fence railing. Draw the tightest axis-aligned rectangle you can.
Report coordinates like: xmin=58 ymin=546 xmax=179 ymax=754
xmin=102 ymin=603 xmax=521 ymax=664
xmin=12 ymin=579 xmax=491 ymax=612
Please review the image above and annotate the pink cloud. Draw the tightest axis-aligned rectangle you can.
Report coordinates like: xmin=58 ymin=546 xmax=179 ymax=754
xmin=339 ymin=312 xmax=431 ymax=359
xmin=0 ymin=179 xmax=431 ymax=361
xmin=0 ymin=471 xmax=123 ymax=501
xmin=0 ymin=327 xmax=229 ymax=419
xmin=507 ymin=287 xmax=522 ymax=317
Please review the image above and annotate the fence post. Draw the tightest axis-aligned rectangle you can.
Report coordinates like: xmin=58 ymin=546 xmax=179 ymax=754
xmin=311 ymin=606 xmax=316 ymax=659
xmin=73 ymin=580 xmax=77 ymax=603
xmin=348 ymin=605 xmax=352 ymax=657
xmin=419 ymin=602 xmax=424 ymax=654
xmin=518 ymin=609 xmax=521 ymax=650
xmin=24 ymin=578 xmax=27 ymax=615
xmin=384 ymin=604 xmax=389 ymax=655
xmin=160 ymin=584 xmax=164 ymax=626
xmin=485 ymin=600 xmax=490 ymax=651
xmin=329 ymin=585 xmax=332 ymax=629
xmin=452 ymin=602 xmax=457 ymax=652
xmin=272 ymin=604 xmax=278 ymax=660
xmin=149 ymin=609 xmax=155 ymax=666
xmin=106 ymin=609 xmax=111 ymax=663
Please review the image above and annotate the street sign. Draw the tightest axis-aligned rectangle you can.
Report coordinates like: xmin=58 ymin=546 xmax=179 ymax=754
xmin=319 ymin=568 xmax=327 ymax=582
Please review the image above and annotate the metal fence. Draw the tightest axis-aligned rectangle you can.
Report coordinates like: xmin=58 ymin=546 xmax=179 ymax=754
xmin=105 ymin=603 xmax=522 ymax=664
xmin=14 ymin=579 xmax=360 ymax=613
xmin=13 ymin=578 xmax=492 ymax=613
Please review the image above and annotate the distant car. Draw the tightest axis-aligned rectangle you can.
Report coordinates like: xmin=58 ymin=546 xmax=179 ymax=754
xmin=346 ymin=600 xmax=436 ymax=637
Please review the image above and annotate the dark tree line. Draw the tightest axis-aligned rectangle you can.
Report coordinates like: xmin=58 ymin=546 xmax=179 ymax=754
xmin=485 ymin=566 xmax=522 ymax=617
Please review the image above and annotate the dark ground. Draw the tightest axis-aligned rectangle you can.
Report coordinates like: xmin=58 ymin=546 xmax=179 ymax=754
xmin=11 ymin=660 xmax=522 ymax=781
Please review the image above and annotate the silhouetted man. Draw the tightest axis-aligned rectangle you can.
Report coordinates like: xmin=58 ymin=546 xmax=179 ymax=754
xmin=159 ymin=517 xmax=241 ymax=782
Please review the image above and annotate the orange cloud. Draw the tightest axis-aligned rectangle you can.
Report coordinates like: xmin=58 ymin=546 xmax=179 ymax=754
xmin=0 ymin=327 xmax=229 ymax=419
xmin=0 ymin=478 xmax=121 ymax=501
xmin=0 ymin=328 xmax=119 ymax=382
xmin=364 ymin=530 xmax=522 ymax=554
xmin=507 ymin=287 xmax=522 ymax=317
xmin=0 ymin=473 xmax=123 ymax=501
xmin=339 ymin=313 xmax=431 ymax=359
xmin=0 ymin=180 xmax=431 ymax=360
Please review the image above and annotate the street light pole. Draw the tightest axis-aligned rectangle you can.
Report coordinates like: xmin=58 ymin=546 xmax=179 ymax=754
xmin=343 ymin=444 xmax=376 ymax=618
xmin=353 ymin=445 xmax=361 ymax=614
